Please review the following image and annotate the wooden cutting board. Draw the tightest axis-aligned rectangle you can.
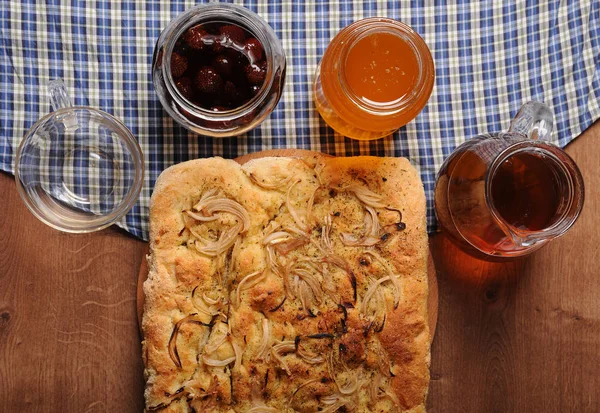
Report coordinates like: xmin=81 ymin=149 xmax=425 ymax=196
xmin=137 ymin=150 xmax=439 ymax=339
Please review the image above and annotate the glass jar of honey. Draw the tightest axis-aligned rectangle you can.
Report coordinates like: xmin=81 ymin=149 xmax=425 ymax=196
xmin=313 ymin=18 xmax=434 ymax=140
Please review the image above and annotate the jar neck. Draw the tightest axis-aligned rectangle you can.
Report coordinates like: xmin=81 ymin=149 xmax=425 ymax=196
xmin=320 ymin=18 xmax=434 ymax=131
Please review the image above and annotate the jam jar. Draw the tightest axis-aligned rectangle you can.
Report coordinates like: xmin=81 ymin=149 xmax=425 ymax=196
xmin=152 ymin=3 xmax=286 ymax=138
xmin=313 ymin=18 xmax=435 ymax=140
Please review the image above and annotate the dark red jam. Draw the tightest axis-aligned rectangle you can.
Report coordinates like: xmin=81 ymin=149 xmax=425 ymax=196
xmin=170 ymin=22 xmax=266 ymax=111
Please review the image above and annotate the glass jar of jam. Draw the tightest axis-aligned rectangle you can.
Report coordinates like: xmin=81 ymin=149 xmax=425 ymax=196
xmin=152 ymin=3 xmax=286 ymax=138
xmin=313 ymin=18 xmax=434 ymax=140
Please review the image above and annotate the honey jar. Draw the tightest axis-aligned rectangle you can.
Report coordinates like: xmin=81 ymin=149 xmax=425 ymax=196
xmin=313 ymin=18 xmax=434 ymax=140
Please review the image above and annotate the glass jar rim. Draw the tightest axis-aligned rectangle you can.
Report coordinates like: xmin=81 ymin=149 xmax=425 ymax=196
xmin=321 ymin=17 xmax=435 ymax=121
xmin=484 ymin=141 xmax=585 ymax=245
xmin=337 ymin=19 xmax=429 ymax=115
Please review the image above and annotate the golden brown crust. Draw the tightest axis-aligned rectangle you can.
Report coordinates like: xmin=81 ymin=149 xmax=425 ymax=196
xmin=316 ymin=156 xmax=430 ymax=412
xmin=142 ymin=156 xmax=429 ymax=412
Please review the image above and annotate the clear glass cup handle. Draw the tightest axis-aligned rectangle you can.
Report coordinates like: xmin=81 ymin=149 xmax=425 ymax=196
xmin=48 ymin=78 xmax=79 ymax=130
xmin=508 ymin=101 xmax=554 ymax=141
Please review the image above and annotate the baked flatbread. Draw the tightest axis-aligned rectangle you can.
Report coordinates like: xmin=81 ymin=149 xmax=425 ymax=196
xmin=142 ymin=155 xmax=430 ymax=412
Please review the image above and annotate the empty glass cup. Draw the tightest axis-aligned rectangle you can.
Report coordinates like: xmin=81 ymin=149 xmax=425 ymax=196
xmin=14 ymin=79 xmax=144 ymax=233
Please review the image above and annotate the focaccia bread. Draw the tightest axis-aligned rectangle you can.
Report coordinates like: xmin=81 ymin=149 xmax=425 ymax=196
xmin=142 ymin=155 xmax=430 ymax=413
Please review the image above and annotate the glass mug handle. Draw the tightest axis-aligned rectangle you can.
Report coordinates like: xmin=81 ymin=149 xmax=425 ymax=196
xmin=48 ymin=78 xmax=79 ymax=131
xmin=508 ymin=101 xmax=554 ymax=141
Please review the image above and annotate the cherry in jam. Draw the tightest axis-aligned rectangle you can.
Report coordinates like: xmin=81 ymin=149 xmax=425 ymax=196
xmin=170 ymin=22 xmax=266 ymax=111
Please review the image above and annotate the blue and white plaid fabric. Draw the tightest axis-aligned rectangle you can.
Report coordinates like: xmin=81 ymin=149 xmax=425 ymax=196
xmin=1 ymin=1 xmax=599 ymax=240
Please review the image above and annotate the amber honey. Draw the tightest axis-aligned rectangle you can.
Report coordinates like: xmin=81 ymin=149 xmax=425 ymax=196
xmin=345 ymin=32 xmax=419 ymax=106
xmin=313 ymin=18 xmax=434 ymax=140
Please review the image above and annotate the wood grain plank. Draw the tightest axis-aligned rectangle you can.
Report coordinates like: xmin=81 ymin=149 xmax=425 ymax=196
xmin=0 ymin=172 xmax=147 ymax=413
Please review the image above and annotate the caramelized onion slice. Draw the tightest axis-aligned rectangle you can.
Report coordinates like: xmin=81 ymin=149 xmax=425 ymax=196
xmin=369 ymin=373 xmax=383 ymax=402
xmin=314 ymin=162 xmax=326 ymax=185
xmin=305 ymin=185 xmax=319 ymax=226
xmin=326 ymin=352 xmax=359 ymax=396
xmin=286 ymin=180 xmax=309 ymax=234
xmin=186 ymin=191 xmax=251 ymax=256
xmin=297 ymin=347 xmax=325 ymax=364
xmin=195 ymin=222 xmax=244 ymax=257
xmin=340 ymin=206 xmax=382 ymax=247
xmin=263 ymin=231 xmax=293 ymax=245
xmin=247 ymin=407 xmax=280 ymax=413
xmin=201 ymin=354 xmax=236 ymax=367
xmin=263 ymin=230 xmax=308 ymax=256
xmin=293 ymin=268 xmax=323 ymax=304
xmin=346 ymin=183 xmax=387 ymax=208
xmin=321 ymin=214 xmax=333 ymax=252
xmin=202 ymin=293 xmax=220 ymax=306
xmin=168 ymin=314 xmax=212 ymax=368
xmin=203 ymin=333 xmax=228 ymax=355
xmin=193 ymin=194 xmax=250 ymax=232
xmin=319 ymin=394 xmax=351 ymax=413
xmin=361 ymin=276 xmax=391 ymax=315
xmin=248 ymin=171 xmax=292 ymax=190
xmin=232 ymin=339 xmax=243 ymax=371
xmin=322 ymin=255 xmax=357 ymax=302
xmin=257 ymin=318 xmax=271 ymax=359
xmin=271 ymin=341 xmax=296 ymax=375
xmin=288 ymin=379 xmax=319 ymax=408
xmin=235 ymin=270 xmax=266 ymax=308
xmin=364 ymin=251 xmax=402 ymax=309
xmin=273 ymin=238 xmax=309 ymax=256
xmin=185 ymin=210 xmax=218 ymax=222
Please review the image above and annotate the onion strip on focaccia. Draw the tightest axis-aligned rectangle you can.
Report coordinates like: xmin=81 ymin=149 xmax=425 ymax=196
xmin=263 ymin=231 xmax=294 ymax=245
xmin=322 ymin=255 xmax=357 ymax=302
xmin=256 ymin=318 xmax=271 ymax=359
xmin=292 ymin=268 xmax=322 ymax=304
xmin=368 ymin=372 xmax=383 ymax=403
xmin=327 ymin=352 xmax=359 ymax=395
xmin=185 ymin=189 xmax=251 ymax=256
xmin=247 ymin=407 xmax=280 ymax=413
xmin=285 ymin=182 xmax=318 ymax=233
xmin=232 ymin=338 xmax=243 ymax=371
xmin=203 ymin=322 xmax=229 ymax=355
xmin=263 ymin=231 xmax=308 ymax=257
xmin=287 ymin=379 xmax=319 ymax=408
xmin=248 ymin=171 xmax=292 ymax=190
xmin=361 ymin=276 xmax=392 ymax=316
xmin=168 ymin=314 xmax=212 ymax=368
xmin=319 ymin=394 xmax=352 ymax=413
xmin=363 ymin=251 xmax=402 ymax=309
xmin=321 ymin=214 xmax=334 ymax=252
xmin=296 ymin=344 xmax=324 ymax=364
xmin=235 ymin=270 xmax=266 ymax=308
xmin=271 ymin=341 xmax=296 ymax=375
xmin=345 ymin=183 xmax=387 ymax=208
xmin=340 ymin=206 xmax=381 ymax=247
xmin=201 ymin=354 xmax=236 ymax=367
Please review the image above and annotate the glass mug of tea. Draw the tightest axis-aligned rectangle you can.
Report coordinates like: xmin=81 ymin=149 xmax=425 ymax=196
xmin=434 ymin=101 xmax=584 ymax=260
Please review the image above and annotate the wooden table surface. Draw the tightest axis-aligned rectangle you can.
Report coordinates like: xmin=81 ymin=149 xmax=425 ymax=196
xmin=1 ymin=124 xmax=599 ymax=413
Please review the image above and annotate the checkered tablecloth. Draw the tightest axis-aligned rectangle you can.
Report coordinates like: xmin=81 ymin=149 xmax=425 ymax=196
xmin=1 ymin=1 xmax=599 ymax=240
